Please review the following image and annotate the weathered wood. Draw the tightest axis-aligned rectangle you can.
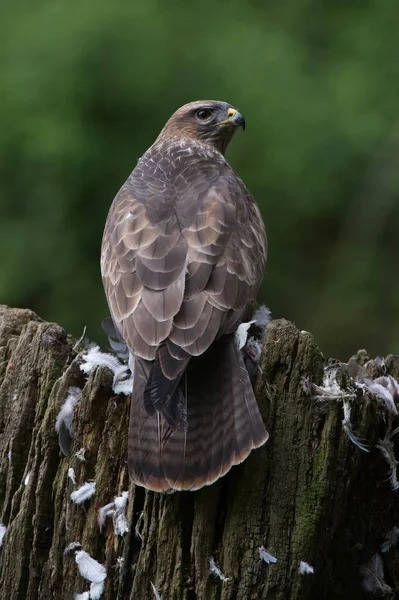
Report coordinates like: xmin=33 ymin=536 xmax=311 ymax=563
xmin=0 ymin=305 xmax=397 ymax=599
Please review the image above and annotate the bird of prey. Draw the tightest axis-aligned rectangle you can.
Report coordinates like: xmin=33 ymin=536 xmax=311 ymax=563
xmin=101 ymin=100 xmax=268 ymax=492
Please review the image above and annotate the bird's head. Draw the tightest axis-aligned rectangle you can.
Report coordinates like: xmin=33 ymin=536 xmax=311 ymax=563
xmin=159 ymin=100 xmax=246 ymax=155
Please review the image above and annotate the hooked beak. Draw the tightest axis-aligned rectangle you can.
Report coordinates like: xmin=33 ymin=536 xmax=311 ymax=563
xmin=213 ymin=108 xmax=246 ymax=130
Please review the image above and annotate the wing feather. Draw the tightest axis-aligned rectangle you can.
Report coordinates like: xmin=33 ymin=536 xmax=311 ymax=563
xmin=133 ymin=301 xmax=173 ymax=346
xmin=141 ymin=276 xmax=185 ymax=322
xmin=173 ymin=293 xmax=208 ymax=329
xmin=169 ymin=300 xmax=215 ymax=347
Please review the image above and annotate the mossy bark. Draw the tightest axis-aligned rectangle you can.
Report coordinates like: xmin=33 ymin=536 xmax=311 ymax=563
xmin=0 ymin=305 xmax=397 ymax=599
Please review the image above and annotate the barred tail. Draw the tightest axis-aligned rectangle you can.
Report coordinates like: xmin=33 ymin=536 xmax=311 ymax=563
xmin=128 ymin=334 xmax=268 ymax=492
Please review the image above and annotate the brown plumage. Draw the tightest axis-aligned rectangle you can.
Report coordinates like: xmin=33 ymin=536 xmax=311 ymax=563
xmin=101 ymin=100 xmax=268 ymax=491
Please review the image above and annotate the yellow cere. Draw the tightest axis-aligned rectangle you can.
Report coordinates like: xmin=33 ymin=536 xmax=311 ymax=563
xmin=227 ymin=108 xmax=237 ymax=119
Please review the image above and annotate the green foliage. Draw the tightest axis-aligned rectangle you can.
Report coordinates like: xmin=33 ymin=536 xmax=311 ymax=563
xmin=1 ymin=0 xmax=398 ymax=358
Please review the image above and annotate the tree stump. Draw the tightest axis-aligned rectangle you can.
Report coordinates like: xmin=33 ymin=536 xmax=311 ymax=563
xmin=0 ymin=305 xmax=398 ymax=599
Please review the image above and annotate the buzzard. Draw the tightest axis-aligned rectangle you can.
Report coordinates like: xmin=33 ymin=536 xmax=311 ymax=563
xmin=101 ymin=100 xmax=268 ymax=491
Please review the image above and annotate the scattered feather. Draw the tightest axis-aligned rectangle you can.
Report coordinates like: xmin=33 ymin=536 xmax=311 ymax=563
xmin=304 ymin=369 xmax=354 ymax=401
xmin=298 ymin=561 xmax=314 ymax=575
xmin=236 ymin=320 xmax=255 ymax=350
xmin=24 ymin=471 xmax=31 ymax=486
xmin=68 ymin=468 xmax=77 ymax=485
xmin=259 ymin=546 xmax=277 ymax=564
xmin=0 ymin=524 xmax=6 ymax=547
xmin=114 ymin=491 xmax=128 ymax=509
xmin=97 ymin=492 xmax=129 ymax=536
xmin=80 ymin=345 xmax=132 ymax=395
xmin=209 ymin=557 xmax=230 ymax=581
xmin=381 ymin=526 xmax=399 ymax=553
xmin=252 ymin=305 xmax=271 ymax=328
xmin=114 ymin=511 xmax=129 ymax=537
xmin=88 ymin=581 xmax=105 ymax=600
xmin=342 ymin=400 xmax=369 ymax=452
xmin=7 ymin=450 xmax=11 ymax=465
xmin=375 ymin=356 xmax=386 ymax=373
xmin=150 ymin=581 xmax=163 ymax=599
xmin=102 ymin=317 xmax=129 ymax=360
xmin=79 ymin=345 xmax=123 ymax=375
xmin=73 ymin=326 xmax=87 ymax=351
xmin=116 ymin=556 xmax=124 ymax=570
xmin=75 ymin=551 xmax=106 ymax=600
xmin=55 ymin=387 xmax=82 ymax=436
xmin=360 ymin=553 xmax=392 ymax=595
xmin=112 ymin=375 xmax=133 ymax=395
xmin=107 ymin=337 xmax=129 ymax=359
xmin=111 ymin=492 xmax=129 ymax=536
xmin=360 ymin=377 xmax=399 ymax=415
xmin=135 ymin=511 xmax=144 ymax=542
xmin=75 ymin=550 xmax=107 ymax=583
xmin=64 ymin=541 xmax=82 ymax=555
xmin=56 ymin=387 xmax=83 ymax=454
xmin=376 ymin=438 xmax=399 ymax=491
xmin=304 ymin=374 xmax=369 ymax=451
xmin=75 ymin=448 xmax=86 ymax=462
xmin=71 ymin=482 xmax=96 ymax=504
xmin=244 ymin=336 xmax=262 ymax=364
xmin=74 ymin=593 xmax=90 ymax=600
xmin=301 ymin=377 xmax=314 ymax=396
xmin=12 ymin=393 xmax=17 ymax=401
xmin=97 ymin=503 xmax=115 ymax=533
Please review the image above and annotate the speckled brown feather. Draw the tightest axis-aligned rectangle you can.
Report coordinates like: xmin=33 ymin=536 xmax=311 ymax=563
xmin=101 ymin=100 xmax=268 ymax=491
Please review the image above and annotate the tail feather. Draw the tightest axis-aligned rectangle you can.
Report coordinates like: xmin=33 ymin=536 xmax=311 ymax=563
xmin=128 ymin=358 xmax=170 ymax=492
xmin=143 ymin=342 xmax=189 ymax=428
xmin=128 ymin=334 xmax=268 ymax=492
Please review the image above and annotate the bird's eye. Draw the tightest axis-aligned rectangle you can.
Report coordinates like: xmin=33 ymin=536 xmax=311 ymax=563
xmin=196 ymin=109 xmax=213 ymax=121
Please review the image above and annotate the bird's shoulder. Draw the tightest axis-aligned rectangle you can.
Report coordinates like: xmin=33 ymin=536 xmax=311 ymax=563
xmin=103 ymin=136 xmax=262 ymax=250
xmin=131 ymin=138 xmax=226 ymax=187
xmin=124 ymin=138 xmax=252 ymax=213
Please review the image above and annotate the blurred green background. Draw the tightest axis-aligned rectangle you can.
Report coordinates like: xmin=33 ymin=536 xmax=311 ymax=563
xmin=1 ymin=0 xmax=398 ymax=360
